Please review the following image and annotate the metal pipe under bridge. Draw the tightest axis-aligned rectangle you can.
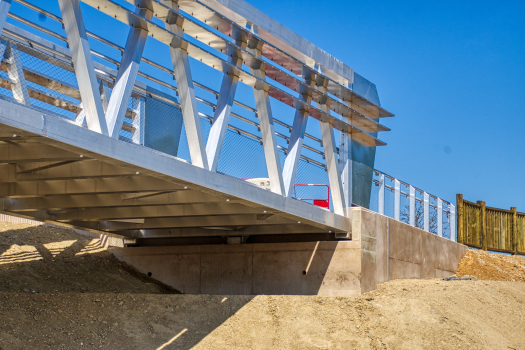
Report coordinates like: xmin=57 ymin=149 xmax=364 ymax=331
xmin=0 ymin=0 xmax=394 ymax=243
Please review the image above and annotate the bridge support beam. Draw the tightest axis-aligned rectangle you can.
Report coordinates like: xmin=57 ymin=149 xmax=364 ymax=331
xmin=106 ymin=5 xmax=152 ymax=139
xmin=58 ymin=0 xmax=108 ymax=135
xmin=282 ymin=69 xmax=313 ymax=198
xmin=206 ymin=29 xmax=247 ymax=172
xmin=3 ymin=42 xmax=31 ymax=106
xmin=249 ymin=38 xmax=285 ymax=195
xmin=164 ymin=3 xmax=208 ymax=170
xmin=0 ymin=0 xmax=12 ymax=37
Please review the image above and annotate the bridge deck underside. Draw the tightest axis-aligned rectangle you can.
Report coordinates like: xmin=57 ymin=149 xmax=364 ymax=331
xmin=0 ymin=100 xmax=349 ymax=241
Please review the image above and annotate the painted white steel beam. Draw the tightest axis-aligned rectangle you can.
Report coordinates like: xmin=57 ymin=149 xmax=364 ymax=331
xmin=409 ymin=185 xmax=415 ymax=227
xmin=0 ymin=0 xmax=12 ymax=37
xmin=58 ymin=0 xmax=108 ymax=135
xmin=163 ymin=2 xmax=208 ymax=169
xmin=378 ymin=173 xmax=385 ymax=215
xmin=206 ymin=28 xmax=247 ymax=171
xmin=423 ymin=191 xmax=429 ymax=232
xmin=249 ymin=39 xmax=285 ymax=195
xmin=319 ymin=103 xmax=346 ymax=216
xmin=394 ymin=179 xmax=400 ymax=221
xmin=3 ymin=42 xmax=31 ymax=105
xmin=450 ymin=204 xmax=456 ymax=241
xmin=106 ymin=5 xmax=152 ymax=139
xmin=282 ymin=69 xmax=313 ymax=197
xmin=437 ymin=198 xmax=443 ymax=237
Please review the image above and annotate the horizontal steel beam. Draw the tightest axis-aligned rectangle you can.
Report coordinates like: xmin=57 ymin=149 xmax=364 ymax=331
xmin=0 ymin=176 xmax=183 ymax=197
xmin=25 ymin=203 xmax=273 ymax=221
xmin=114 ymin=224 xmax=340 ymax=238
xmin=3 ymin=190 xmax=225 ymax=211
xmin=64 ymin=213 xmax=297 ymax=231
xmin=0 ymin=160 xmax=143 ymax=182
xmin=0 ymin=142 xmax=85 ymax=163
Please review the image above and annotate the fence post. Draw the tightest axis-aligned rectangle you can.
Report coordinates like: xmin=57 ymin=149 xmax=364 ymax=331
xmin=477 ymin=201 xmax=487 ymax=251
xmin=423 ymin=192 xmax=429 ymax=232
xmin=437 ymin=198 xmax=443 ymax=237
xmin=394 ymin=179 xmax=400 ymax=221
xmin=511 ymin=207 xmax=517 ymax=255
xmin=456 ymin=194 xmax=463 ymax=243
xmin=450 ymin=204 xmax=456 ymax=241
xmin=409 ymin=186 xmax=416 ymax=227
xmin=378 ymin=173 xmax=385 ymax=215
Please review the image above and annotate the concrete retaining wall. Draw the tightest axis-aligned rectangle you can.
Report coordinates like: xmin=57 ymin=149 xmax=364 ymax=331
xmin=110 ymin=208 xmax=468 ymax=296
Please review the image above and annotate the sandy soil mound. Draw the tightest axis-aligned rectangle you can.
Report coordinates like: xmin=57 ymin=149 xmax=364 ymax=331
xmin=1 ymin=222 xmax=525 ymax=350
xmin=456 ymin=249 xmax=525 ymax=282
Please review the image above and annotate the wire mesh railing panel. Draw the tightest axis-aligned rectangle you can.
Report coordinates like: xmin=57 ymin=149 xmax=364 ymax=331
xmin=216 ymin=128 xmax=269 ymax=180
xmin=384 ymin=177 xmax=395 ymax=219
xmin=295 ymin=159 xmax=332 ymax=210
xmin=442 ymin=209 xmax=451 ymax=239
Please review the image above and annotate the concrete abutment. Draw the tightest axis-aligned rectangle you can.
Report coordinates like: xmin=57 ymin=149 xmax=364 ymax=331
xmin=111 ymin=208 xmax=468 ymax=295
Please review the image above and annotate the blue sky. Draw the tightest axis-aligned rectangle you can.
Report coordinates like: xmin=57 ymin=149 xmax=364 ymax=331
xmin=244 ymin=0 xmax=525 ymax=209
xmin=5 ymin=0 xmax=525 ymax=211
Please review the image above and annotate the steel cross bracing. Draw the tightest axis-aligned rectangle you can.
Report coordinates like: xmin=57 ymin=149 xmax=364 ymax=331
xmin=0 ymin=0 xmax=394 ymax=240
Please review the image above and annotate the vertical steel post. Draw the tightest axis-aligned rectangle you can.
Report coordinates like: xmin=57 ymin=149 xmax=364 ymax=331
xmin=206 ymin=28 xmax=246 ymax=172
xmin=437 ymin=198 xmax=443 ymax=237
xmin=450 ymin=204 xmax=456 ymax=241
xmin=394 ymin=179 xmax=400 ymax=221
xmin=164 ymin=3 xmax=208 ymax=170
xmin=409 ymin=185 xmax=416 ymax=227
xmin=0 ymin=0 xmax=12 ymax=37
xmin=378 ymin=173 xmax=385 ymax=215
xmin=131 ymin=97 xmax=145 ymax=145
xmin=106 ymin=5 xmax=152 ymax=139
xmin=58 ymin=0 xmax=108 ymax=135
xmin=283 ymin=68 xmax=313 ymax=197
xmin=423 ymin=191 xmax=429 ymax=232
xmin=4 ymin=42 xmax=31 ymax=106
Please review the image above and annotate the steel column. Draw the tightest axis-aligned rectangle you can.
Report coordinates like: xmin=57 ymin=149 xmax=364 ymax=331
xmin=164 ymin=4 xmax=208 ymax=170
xmin=3 ymin=42 xmax=31 ymax=105
xmin=409 ymin=185 xmax=415 ymax=227
xmin=339 ymin=111 xmax=352 ymax=213
xmin=282 ymin=69 xmax=313 ymax=197
xmin=131 ymin=97 xmax=145 ymax=145
xmin=423 ymin=191 xmax=429 ymax=232
xmin=378 ymin=173 xmax=385 ymax=215
xmin=106 ymin=5 xmax=152 ymax=139
xmin=394 ymin=179 xmax=400 ymax=221
xmin=0 ymin=0 xmax=12 ymax=36
xmin=249 ymin=39 xmax=285 ymax=195
xmin=450 ymin=204 xmax=456 ymax=241
xmin=58 ymin=0 xmax=108 ymax=135
xmin=319 ymin=108 xmax=346 ymax=216
xmin=206 ymin=29 xmax=246 ymax=172
xmin=437 ymin=198 xmax=443 ymax=237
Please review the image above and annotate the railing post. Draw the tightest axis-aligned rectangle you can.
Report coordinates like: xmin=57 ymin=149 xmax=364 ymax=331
xmin=424 ymin=192 xmax=429 ymax=232
xmin=409 ymin=185 xmax=415 ymax=227
xmin=451 ymin=203 xmax=457 ymax=242
xmin=378 ymin=173 xmax=385 ymax=215
xmin=511 ymin=207 xmax=517 ymax=255
xmin=131 ymin=97 xmax=145 ymax=145
xmin=477 ymin=201 xmax=487 ymax=251
xmin=437 ymin=198 xmax=443 ymax=237
xmin=456 ymin=194 xmax=463 ymax=243
xmin=394 ymin=179 xmax=400 ymax=221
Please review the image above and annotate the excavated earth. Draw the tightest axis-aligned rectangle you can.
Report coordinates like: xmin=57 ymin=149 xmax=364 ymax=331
xmin=1 ymin=222 xmax=525 ymax=350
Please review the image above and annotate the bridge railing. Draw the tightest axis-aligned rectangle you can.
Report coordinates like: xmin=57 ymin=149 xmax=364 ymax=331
xmin=370 ymin=170 xmax=457 ymax=241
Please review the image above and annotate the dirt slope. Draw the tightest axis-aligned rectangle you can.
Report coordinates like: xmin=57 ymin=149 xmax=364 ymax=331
xmin=1 ymin=222 xmax=525 ymax=350
xmin=456 ymin=249 xmax=525 ymax=282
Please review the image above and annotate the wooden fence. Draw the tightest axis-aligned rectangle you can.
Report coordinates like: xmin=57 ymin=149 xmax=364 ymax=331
xmin=457 ymin=194 xmax=525 ymax=254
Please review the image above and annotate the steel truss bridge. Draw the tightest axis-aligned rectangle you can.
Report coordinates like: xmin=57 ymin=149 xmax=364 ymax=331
xmin=0 ymin=0 xmax=393 ymax=243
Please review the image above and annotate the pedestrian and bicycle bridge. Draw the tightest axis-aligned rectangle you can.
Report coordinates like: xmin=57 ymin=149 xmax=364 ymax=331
xmin=0 ymin=0 xmax=461 ymax=278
